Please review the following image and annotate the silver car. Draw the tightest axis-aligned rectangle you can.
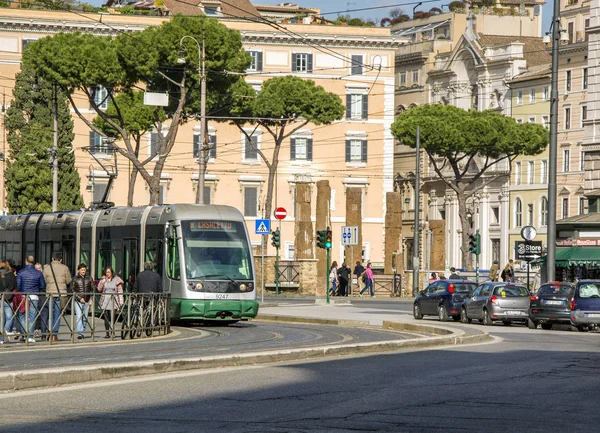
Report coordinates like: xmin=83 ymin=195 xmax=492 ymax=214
xmin=461 ymin=282 xmax=530 ymax=326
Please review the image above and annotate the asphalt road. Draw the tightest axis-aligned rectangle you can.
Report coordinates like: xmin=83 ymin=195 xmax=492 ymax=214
xmin=0 ymin=321 xmax=417 ymax=372
xmin=2 ymin=318 xmax=600 ymax=432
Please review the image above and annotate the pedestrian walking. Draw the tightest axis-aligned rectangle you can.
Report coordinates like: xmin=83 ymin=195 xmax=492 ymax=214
xmin=43 ymin=253 xmax=72 ymax=342
xmin=353 ymin=261 xmax=365 ymax=295
xmin=449 ymin=267 xmax=460 ymax=279
xmin=97 ymin=267 xmax=124 ymax=339
xmin=16 ymin=255 xmax=45 ymax=343
xmin=359 ymin=262 xmax=375 ymax=298
xmin=71 ymin=264 xmax=93 ymax=340
xmin=337 ymin=262 xmax=350 ymax=297
xmin=501 ymin=264 xmax=513 ymax=282
xmin=0 ymin=260 xmax=17 ymax=345
xmin=329 ymin=261 xmax=338 ymax=296
xmin=489 ymin=260 xmax=500 ymax=282
xmin=508 ymin=259 xmax=516 ymax=282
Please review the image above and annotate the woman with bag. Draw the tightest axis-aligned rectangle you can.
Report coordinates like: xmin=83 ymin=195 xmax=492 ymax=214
xmin=97 ymin=267 xmax=124 ymax=339
xmin=359 ymin=262 xmax=375 ymax=298
xmin=329 ymin=262 xmax=338 ymax=296
xmin=0 ymin=260 xmax=17 ymax=345
xmin=501 ymin=264 xmax=513 ymax=282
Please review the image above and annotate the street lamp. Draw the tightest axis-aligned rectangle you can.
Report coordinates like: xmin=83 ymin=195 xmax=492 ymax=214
xmin=178 ymin=34 xmax=207 ymax=205
xmin=413 ymin=2 xmax=422 ymax=18
xmin=544 ymin=0 xmax=568 ymax=282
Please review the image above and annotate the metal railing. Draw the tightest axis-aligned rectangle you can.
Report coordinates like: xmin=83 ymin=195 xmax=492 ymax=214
xmin=1 ymin=292 xmax=170 ymax=346
xmin=277 ymin=262 xmax=300 ymax=285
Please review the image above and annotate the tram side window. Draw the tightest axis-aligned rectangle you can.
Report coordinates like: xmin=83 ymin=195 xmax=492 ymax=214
xmin=40 ymin=242 xmax=52 ymax=267
xmin=80 ymin=242 xmax=91 ymax=269
xmin=111 ymin=239 xmax=124 ymax=277
xmin=145 ymin=239 xmax=163 ymax=275
xmin=97 ymin=241 xmax=111 ymax=279
xmin=0 ymin=242 xmax=5 ymax=261
xmin=25 ymin=242 xmax=35 ymax=260
xmin=167 ymin=237 xmax=180 ymax=280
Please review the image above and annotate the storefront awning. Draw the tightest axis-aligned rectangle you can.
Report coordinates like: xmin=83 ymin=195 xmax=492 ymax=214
xmin=534 ymin=247 xmax=600 ymax=266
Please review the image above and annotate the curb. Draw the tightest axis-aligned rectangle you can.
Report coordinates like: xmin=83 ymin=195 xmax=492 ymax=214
xmin=256 ymin=315 xmax=369 ymax=326
xmin=0 ymin=322 xmax=492 ymax=393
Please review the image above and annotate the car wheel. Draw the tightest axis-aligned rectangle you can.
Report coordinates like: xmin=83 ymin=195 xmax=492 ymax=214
xmin=438 ymin=304 xmax=448 ymax=322
xmin=575 ymin=325 xmax=588 ymax=332
xmin=483 ymin=309 xmax=493 ymax=326
xmin=452 ymin=315 xmax=461 ymax=321
xmin=541 ymin=323 xmax=553 ymax=330
xmin=502 ymin=321 xmax=511 ymax=326
xmin=528 ymin=318 xmax=538 ymax=329
xmin=413 ymin=303 xmax=423 ymax=320
xmin=461 ymin=307 xmax=472 ymax=324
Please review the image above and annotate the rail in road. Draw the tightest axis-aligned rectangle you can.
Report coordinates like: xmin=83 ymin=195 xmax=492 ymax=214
xmin=0 ymin=321 xmax=425 ymax=373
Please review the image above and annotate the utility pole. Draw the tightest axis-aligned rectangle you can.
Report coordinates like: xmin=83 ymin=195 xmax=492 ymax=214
xmin=196 ymin=31 xmax=207 ymax=205
xmin=546 ymin=0 xmax=561 ymax=282
xmin=412 ymin=126 xmax=420 ymax=297
xmin=52 ymin=83 xmax=58 ymax=212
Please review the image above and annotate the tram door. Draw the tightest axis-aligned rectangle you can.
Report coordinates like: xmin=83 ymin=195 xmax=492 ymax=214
xmin=61 ymin=241 xmax=75 ymax=274
xmin=123 ymin=239 xmax=138 ymax=292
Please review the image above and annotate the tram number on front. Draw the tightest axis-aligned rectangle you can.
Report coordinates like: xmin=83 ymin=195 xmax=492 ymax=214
xmin=215 ymin=294 xmax=229 ymax=299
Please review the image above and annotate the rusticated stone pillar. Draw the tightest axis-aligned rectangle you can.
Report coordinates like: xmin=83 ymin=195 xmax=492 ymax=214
xmin=429 ymin=220 xmax=446 ymax=271
xmin=384 ymin=192 xmax=402 ymax=274
xmin=345 ymin=187 xmax=363 ymax=267
xmin=315 ymin=180 xmax=331 ymax=295
xmin=294 ymin=182 xmax=313 ymax=260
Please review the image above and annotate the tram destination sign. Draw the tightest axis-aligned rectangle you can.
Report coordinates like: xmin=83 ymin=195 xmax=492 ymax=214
xmin=515 ymin=241 xmax=543 ymax=261
xmin=189 ymin=221 xmax=236 ymax=232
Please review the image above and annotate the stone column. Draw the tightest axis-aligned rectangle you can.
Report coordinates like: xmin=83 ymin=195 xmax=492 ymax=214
xmin=384 ymin=192 xmax=402 ymax=274
xmin=429 ymin=220 xmax=446 ymax=270
xmin=428 ymin=189 xmax=438 ymax=220
xmin=294 ymin=182 xmax=313 ymax=260
xmin=499 ymin=185 xmax=510 ymax=265
xmin=315 ymin=180 xmax=331 ymax=294
xmin=478 ymin=190 xmax=490 ymax=268
xmin=345 ymin=187 xmax=363 ymax=267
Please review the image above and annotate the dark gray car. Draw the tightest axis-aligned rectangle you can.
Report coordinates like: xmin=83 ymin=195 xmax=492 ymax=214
xmin=461 ymin=282 xmax=530 ymax=326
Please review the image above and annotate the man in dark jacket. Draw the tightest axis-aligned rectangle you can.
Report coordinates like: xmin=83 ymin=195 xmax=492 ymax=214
xmin=449 ymin=267 xmax=460 ymax=279
xmin=71 ymin=263 xmax=93 ymax=340
xmin=16 ymin=256 xmax=45 ymax=343
xmin=353 ymin=261 xmax=365 ymax=294
xmin=337 ymin=263 xmax=350 ymax=297
xmin=134 ymin=261 xmax=162 ymax=294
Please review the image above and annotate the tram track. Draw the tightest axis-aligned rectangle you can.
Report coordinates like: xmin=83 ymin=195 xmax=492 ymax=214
xmin=0 ymin=322 xmax=417 ymax=372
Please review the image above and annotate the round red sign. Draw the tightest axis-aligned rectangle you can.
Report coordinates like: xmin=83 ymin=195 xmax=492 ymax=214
xmin=274 ymin=207 xmax=287 ymax=220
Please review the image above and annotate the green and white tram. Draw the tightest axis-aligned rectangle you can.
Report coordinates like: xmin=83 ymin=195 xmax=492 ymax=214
xmin=0 ymin=204 xmax=259 ymax=322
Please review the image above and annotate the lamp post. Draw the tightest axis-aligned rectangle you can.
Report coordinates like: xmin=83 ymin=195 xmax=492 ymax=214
xmin=544 ymin=2 xmax=569 ymax=282
xmin=178 ymin=34 xmax=207 ymax=205
xmin=413 ymin=2 xmax=422 ymax=18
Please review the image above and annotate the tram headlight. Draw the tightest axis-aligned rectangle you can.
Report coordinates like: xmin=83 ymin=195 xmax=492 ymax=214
xmin=239 ymin=283 xmax=247 ymax=292
xmin=196 ymin=282 xmax=203 ymax=291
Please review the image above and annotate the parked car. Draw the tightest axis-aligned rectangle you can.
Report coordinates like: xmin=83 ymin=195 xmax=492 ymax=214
xmin=570 ymin=280 xmax=600 ymax=332
xmin=413 ymin=280 xmax=477 ymax=322
xmin=461 ymin=282 xmax=529 ymax=326
xmin=528 ymin=282 xmax=575 ymax=330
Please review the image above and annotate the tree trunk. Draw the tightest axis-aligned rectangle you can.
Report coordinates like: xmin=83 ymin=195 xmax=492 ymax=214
xmin=127 ymin=166 xmax=138 ymax=207
xmin=262 ymin=143 xmax=282 ymax=220
xmin=457 ymin=192 xmax=473 ymax=271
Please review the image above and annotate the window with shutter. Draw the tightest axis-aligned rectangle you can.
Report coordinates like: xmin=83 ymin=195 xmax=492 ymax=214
xmin=244 ymin=136 xmax=258 ymax=160
xmin=351 ymin=55 xmax=363 ymax=75
xmin=243 ymin=187 xmax=258 ymax=217
xmin=293 ymin=53 xmax=311 ymax=73
xmin=91 ymin=85 xmax=110 ymax=110
xmin=203 ymin=186 xmax=211 ymax=204
xmin=361 ymin=140 xmax=368 ymax=162
xmin=209 ymin=134 xmax=217 ymax=158
xmin=248 ymin=51 xmax=263 ymax=72
xmin=295 ymin=138 xmax=307 ymax=160
xmin=193 ymin=134 xmax=200 ymax=159
xmin=150 ymin=131 xmax=159 ymax=156
xmin=307 ymin=138 xmax=313 ymax=161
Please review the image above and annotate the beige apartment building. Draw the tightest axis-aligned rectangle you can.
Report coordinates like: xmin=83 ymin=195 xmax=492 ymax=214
xmin=0 ymin=7 xmax=403 ymax=266
xmin=506 ymin=66 xmax=551 ymax=254
xmin=391 ymin=2 xmax=546 ymax=272
xmin=557 ymin=0 xmax=590 ymax=222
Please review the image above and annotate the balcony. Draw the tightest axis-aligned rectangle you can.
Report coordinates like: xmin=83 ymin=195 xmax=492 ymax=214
xmin=396 ymin=40 xmax=453 ymax=58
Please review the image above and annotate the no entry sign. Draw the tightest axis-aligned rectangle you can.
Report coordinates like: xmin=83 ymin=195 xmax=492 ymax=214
xmin=274 ymin=207 xmax=287 ymax=220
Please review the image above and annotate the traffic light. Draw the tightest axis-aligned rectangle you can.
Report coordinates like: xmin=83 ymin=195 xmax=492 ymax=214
xmin=316 ymin=229 xmax=327 ymax=249
xmin=468 ymin=233 xmax=477 ymax=254
xmin=271 ymin=229 xmax=280 ymax=249
xmin=475 ymin=233 xmax=480 ymax=255
xmin=325 ymin=228 xmax=332 ymax=249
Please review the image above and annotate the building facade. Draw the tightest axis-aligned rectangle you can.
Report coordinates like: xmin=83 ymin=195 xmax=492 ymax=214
xmin=0 ymin=8 xmax=403 ymax=267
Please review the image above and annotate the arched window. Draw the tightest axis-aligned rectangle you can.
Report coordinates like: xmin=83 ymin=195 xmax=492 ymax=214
xmin=395 ymin=105 xmax=406 ymax=115
xmin=541 ymin=197 xmax=548 ymax=226
xmin=515 ymin=198 xmax=522 ymax=227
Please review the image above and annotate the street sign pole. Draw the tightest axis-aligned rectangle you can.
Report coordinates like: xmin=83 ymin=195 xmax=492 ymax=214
xmin=326 ymin=246 xmax=330 ymax=305
xmin=476 ymin=229 xmax=480 ymax=284
xmin=261 ymin=235 xmax=264 ymax=304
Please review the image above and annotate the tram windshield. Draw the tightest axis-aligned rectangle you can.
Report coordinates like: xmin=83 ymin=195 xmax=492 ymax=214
xmin=182 ymin=220 xmax=253 ymax=280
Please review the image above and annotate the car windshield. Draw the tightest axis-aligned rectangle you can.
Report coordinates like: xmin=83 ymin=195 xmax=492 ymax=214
xmin=578 ymin=283 xmax=600 ymax=298
xmin=539 ymin=285 xmax=574 ymax=296
xmin=453 ymin=283 xmax=476 ymax=293
xmin=493 ymin=286 xmax=529 ymax=297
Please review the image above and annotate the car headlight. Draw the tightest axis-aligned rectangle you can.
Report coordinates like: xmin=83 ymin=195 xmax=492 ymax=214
xmin=239 ymin=284 xmax=247 ymax=292
xmin=196 ymin=282 xmax=203 ymax=291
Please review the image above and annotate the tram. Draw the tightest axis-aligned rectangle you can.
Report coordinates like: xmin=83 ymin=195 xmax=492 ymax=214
xmin=0 ymin=204 xmax=259 ymax=322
